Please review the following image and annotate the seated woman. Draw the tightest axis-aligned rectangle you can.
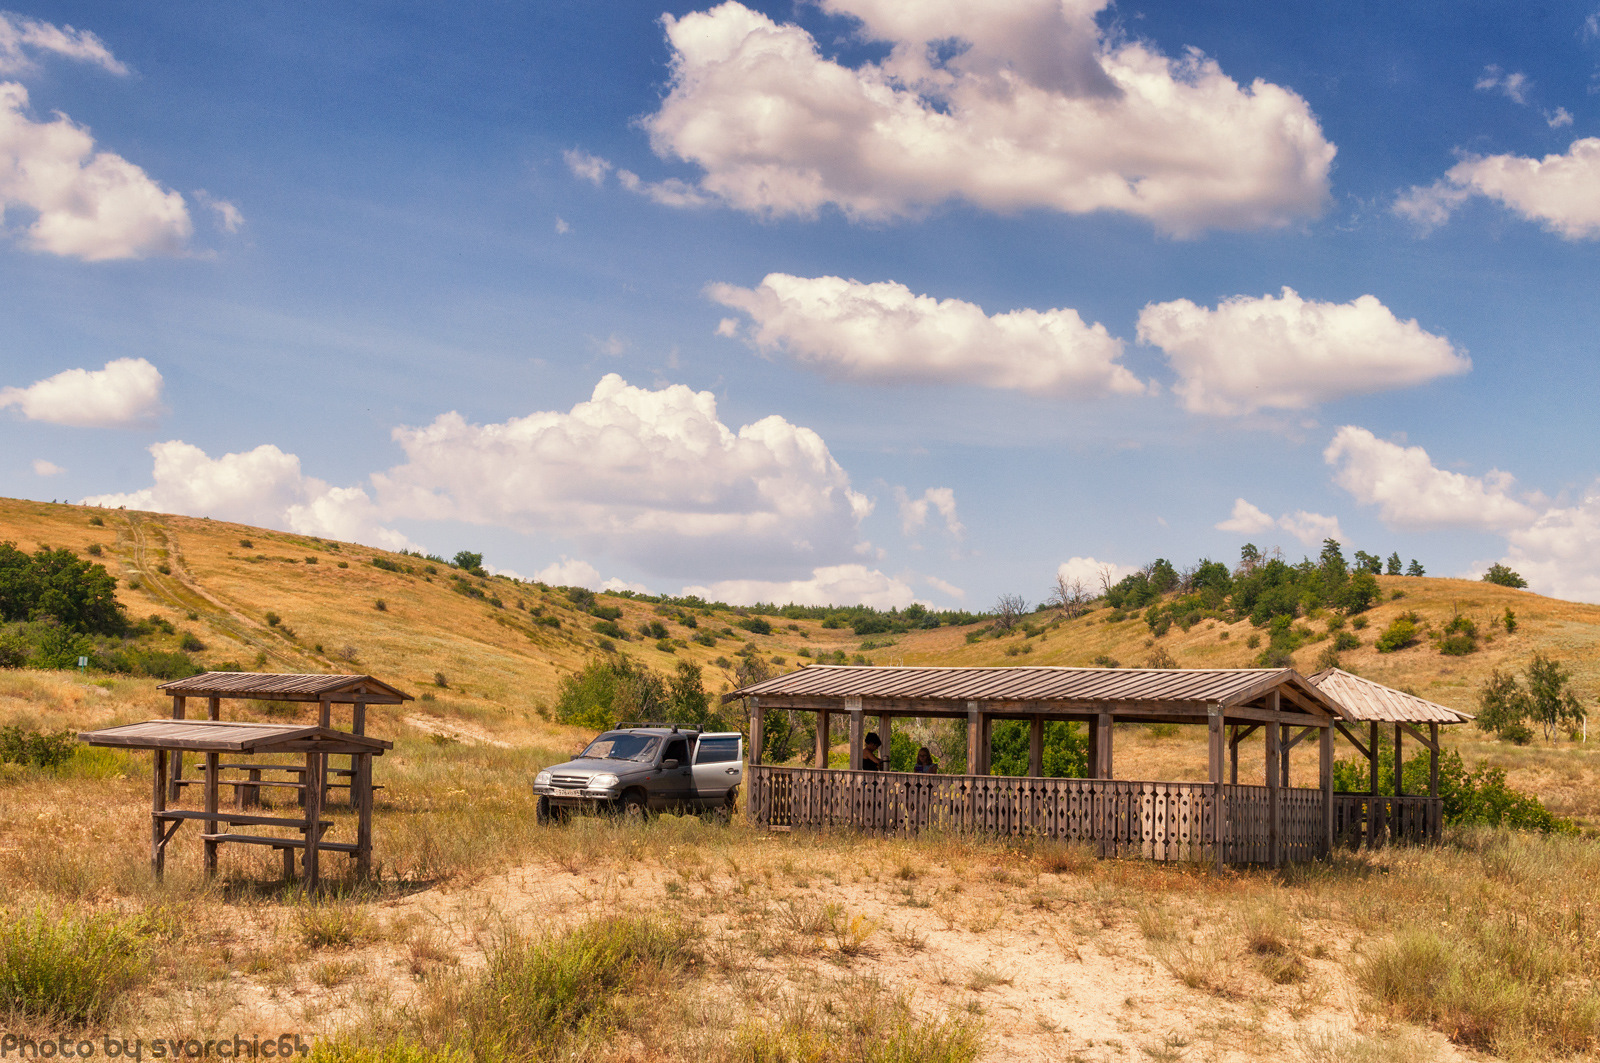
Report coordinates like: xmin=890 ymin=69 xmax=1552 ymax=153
xmin=912 ymin=746 xmax=938 ymax=774
xmin=862 ymin=732 xmax=884 ymax=771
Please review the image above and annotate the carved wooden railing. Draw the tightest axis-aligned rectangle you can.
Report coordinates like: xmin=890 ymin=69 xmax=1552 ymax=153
xmin=1331 ymin=793 xmax=1442 ymax=849
xmin=747 ymin=766 xmax=1342 ymax=863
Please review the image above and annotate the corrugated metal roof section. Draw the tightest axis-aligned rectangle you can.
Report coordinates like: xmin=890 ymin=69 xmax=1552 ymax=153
xmin=1308 ymin=668 xmax=1472 ymax=724
xmin=157 ymin=672 xmax=412 ymax=702
xmin=728 ymin=665 xmax=1314 ymax=709
xmin=79 ymin=719 xmax=393 ymax=752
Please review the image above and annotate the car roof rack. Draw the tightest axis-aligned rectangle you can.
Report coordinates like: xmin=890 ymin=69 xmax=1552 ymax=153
xmin=615 ymin=721 xmax=694 ymax=732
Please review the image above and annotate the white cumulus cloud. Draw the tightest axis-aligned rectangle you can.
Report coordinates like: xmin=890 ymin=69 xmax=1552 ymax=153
xmin=1214 ymin=499 xmax=1341 ymax=546
xmin=31 ymin=458 xmax=62 ymax=476
xmin=710 ymin=274 xmax=1144 ymax=397
xmin=1055 ymin=556 xmax=1139 ymax=593
xmin=563 ymin=148 xmax=611 ymax=185
xmin=534 ymin=557 xmax=601 ymax=587
xmin=639 ymin=0 xmax=1334 ymax=234
xmin=1138 ymin=287 xmax=1469 ymax=416
xmin=1324 ymin=426 xmax=1538 ymax=531
xmin=895 ymin=486 xmax=964 ymax=539
xmin=0 ymin=12 xmax=126 ymax=76
xmin=1326 ymin=425 xmax=1600 ymax=603
xmin=1474 ymin=65 xmax=1530 ymax=105
xmin=373 ymin=374 xmax=873 ymax=579
xmin=0 ymin=356 xmax=163 ymax=426
xmin=0 ymin=82 xmax=192 ymax=260
xmin=682 ymin=563 xmax=915 ymax=608
xmin=1396 ymin=138 xmax=1600 ymax=239
xmin=82 ymin=440 xmax=412 ymax=551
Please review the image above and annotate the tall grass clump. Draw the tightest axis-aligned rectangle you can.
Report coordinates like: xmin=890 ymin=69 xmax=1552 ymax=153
xmin=310 ymin=1041 xmax=466 ymax=1063
xmin=0 ymin=908 xmax=148 ymax=1024
xmin=434 ymin=914 xmax=693 ymax=1061
xmin=730 ymin=981 xmax=982 ymax=1063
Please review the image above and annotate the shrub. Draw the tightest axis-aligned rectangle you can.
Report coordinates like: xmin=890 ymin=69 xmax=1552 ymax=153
xmin=1334 ymin=631 xmax=1360 ymax=651
xmin=1482 ymin=563 xmax=1528 ymax=588
xmin=105 ymin=646 xmax=202 ymax=680
xmin=85 ymin=544 xmax=101 ymax=557
xmin=374 ymin=599 xmax=387 ymax=612
xmin=0 ymin=727 xmax=75 ymax=768
xmin=433 ymin=672 xmax=448 ymax=688
xmin=371 ymin=557 xmax=403 ymax=573
xmin=1091 ymin=655 xmax=1119 ymax=668
xmin=264 ymin=611 xmax=281 ymax=627
xmin=452 ymin=551 xmax=487 ymax=577
xmin=1375 ymin=614 xmax=1419 ymax=653
xmin=178 ymin=631 xmax=205 ymax=652
xmin=87 ymin=516 xmax=104 ymax=527
xmin=554 ymin=657 xmax=665 ymax=730
xmin=0 ymin=908 xmax=149 ymax=1023
xmin=692 ymin=631 xmax=716 ymax=647
xmin=1437 ymin=613 xmax=1478 ymax=656
xmin=591 ymin=605 xmax=622 ymax=621
xmin=591 ymin=619 xmax=624 ymax=640
xmin=238 ymin=539 xmax=252 ymax=548
xmin=738 ymin=616 xmax=772 ymax=636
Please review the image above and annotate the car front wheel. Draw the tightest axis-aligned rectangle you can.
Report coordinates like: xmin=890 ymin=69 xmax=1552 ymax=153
xmin=619 ymin=789 xmax=649 ymax=819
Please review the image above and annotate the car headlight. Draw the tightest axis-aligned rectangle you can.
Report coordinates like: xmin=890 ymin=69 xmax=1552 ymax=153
xmin=588 ymin=773 xmax=619 ymax=790
xmin=534 ymin=770 xmax=552 ymax=787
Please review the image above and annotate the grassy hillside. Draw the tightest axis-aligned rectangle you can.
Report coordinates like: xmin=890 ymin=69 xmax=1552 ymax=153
xmin=5 ymin=494 xmax=1600 ymax=821
xmin=6 ymin=498 xmax=1600 ymax=1060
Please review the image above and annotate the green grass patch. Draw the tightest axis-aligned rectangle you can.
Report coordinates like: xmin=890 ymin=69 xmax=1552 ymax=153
xmin=0 ymin=908 xmax=149 ymax=1024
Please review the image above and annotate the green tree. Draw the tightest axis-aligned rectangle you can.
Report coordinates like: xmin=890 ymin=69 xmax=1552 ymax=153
xmin=1385 ymin=552 xmax=1403 ymax=575
xmin=667 ymin=660 xmax=711 ymax=729
xmin=554 ymin=656 xmax=666 ymax=731
xmin=1475 ymin=667 xmax=1535 ymax=744
xmin=0 ymin=543 xmax=124 ymax=635
xmin=1524 ymin=652 xmax=1583 ymax=740
xmin=1352 ymin=550 xmax=1383 ymax=574
xmin=989 ymin=720 xmax=1087 ymax=778
xmin=1482 ymin=563 xmax=1528 ymax=588
xmin=452 ymin=551 xmax=487 ymax=576
xmin=1318 ymin=538 xmax=1348 ymax=586
xmin=1406 ymin=559 xmax=1425 ymax=577
xmin=1337 ymin=570 xmax=1380 ymax=614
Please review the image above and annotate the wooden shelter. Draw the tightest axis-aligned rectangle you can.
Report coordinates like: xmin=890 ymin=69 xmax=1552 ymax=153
xmin=727 ymin=664 xmax=1466 ymax=866
xmin=1308 ymin=667 xmax=1472 ymax=848
xmin=79 ymin=672 xmax=407 ymax=888
xmin=727 ymin=665 xmax=1348 ymax=867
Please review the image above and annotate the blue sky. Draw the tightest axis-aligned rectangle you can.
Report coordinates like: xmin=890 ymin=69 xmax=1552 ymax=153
xmin=3 ymin=1 xmax=1600 ymax=608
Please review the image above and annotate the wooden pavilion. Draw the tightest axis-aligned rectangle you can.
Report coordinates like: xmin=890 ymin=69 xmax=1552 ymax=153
xmin=727 ymin=664 xmax=1467 ymax=866
xmin=78 ymin=672 xmax=408 ymax=888
xmin=1309 ymin=667 xmax=1472 ymax=848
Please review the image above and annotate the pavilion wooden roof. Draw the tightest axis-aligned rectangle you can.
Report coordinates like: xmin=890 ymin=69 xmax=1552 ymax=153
xmin=80 ymin=719 xmax=393 ymax=755
xmin=725 ymin=665 xmax=1345 ymax=721
xmin=1308 ymin=668 xmax=1472 ymax=724
xmin=157 ymin=672 xmax=413 ymax=704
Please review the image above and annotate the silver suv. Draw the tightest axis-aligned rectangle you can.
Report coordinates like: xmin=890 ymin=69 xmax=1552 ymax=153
xmin=533 ymin=725 xmax=744 ymax=820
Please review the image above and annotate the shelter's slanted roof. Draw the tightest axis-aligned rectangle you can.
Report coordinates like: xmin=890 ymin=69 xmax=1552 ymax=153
xmin=79 ymin=719 xmax=394 ymax=754
xmin=1308 ymin=668 xmax=1471 ymax=724
xmin=158 ymin=672 xmax=412 ymax=703
xmin=726 ymin=665 xmax=1337 ymax=714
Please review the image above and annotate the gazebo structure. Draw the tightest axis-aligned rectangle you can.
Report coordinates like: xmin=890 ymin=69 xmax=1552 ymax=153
xmin=78 ymin=672 xmax=408 ymax=887
xmin=1309 ymin=667 xmax=1472 ymax=848
xmin=727 ymin=664 xmax=1467 ymax=866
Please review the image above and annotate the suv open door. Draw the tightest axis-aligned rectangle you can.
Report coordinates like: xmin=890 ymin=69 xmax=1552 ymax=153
xmin=691 ymin=732 xmax=744 ymax=809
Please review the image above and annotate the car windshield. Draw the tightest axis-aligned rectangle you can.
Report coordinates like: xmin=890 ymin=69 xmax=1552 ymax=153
xmin=580 ymin=733 xmax=661 ymax=762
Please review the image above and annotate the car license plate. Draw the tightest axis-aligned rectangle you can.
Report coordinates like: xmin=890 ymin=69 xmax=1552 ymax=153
xmin=552 ymin=787 xmax=585 ymax=798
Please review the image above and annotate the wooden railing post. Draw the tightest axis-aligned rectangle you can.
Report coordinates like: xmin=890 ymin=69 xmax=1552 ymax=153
xmin=1208 ymin=706 xmax=1224 ymax=871
xmin=1368 ymin=721 xmax=1381 ymax=849
xmin=1028 ymin=715 xmax=1043 ymax=778
xmin=815 ymin=709 xmax=830 ymax=768
xmin=151 ymin=749 xmax=168 ymax=878
xmin=847 ymin=699 xmax=863 ymax=771
xmin=747 ymin=698 xmax=764 ymax=821
xmin=965 ymin=703 xmax=979 ymax=776
xmin=1266 ymin=713 xmax=1281 ymax=867
xmin=1095 ymin=711 xmax=1113 ymax=779
xmin=169 ymin=695 xmax=186 ymax=802
xmin=1319 ymin=724 xmax=1334 ymax=857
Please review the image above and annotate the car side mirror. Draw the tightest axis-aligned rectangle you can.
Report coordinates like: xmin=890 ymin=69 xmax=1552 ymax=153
xmin=661 ymin=759 xmax=679 ymax=770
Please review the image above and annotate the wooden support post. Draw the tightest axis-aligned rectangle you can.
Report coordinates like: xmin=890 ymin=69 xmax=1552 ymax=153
xmin=302 ymin=751 xmax=323 ymax=891
xmin=1393 ymin=724 xmax=1403 ymax=799
xmin=352 ymin=699 xmax=366 ymax=736
xmin=1369 ymin=720 xmax=1381 ymax=848
xmin=169 ymin=695 xmax=186 ymax=802
xmin=1028 ymin=715 xmax=1044 ymax=778
xmin=1429 ymin=721 xmax=1440 ymax=842
xmin=1319 ymin=724 xmax=1334 ymax=857
xmin=879 ymin=714 xmax=892 ymax=770
xmin=355 ymin=753 xmax=373 ymax=878
xmin=965 ymin=703 xmax=980 ymax=776
xmin=1087 ymin=716 xmax=1099 ymax=778
xmin=1280 ymin=724 xmax=1292 ymax=788
xmin=1095 ymin=712 xmax=1113 ymax=779
xmin=979 ymin=714 xmax=993 ymax=776
xmin=319 ymin=698 xmax=334 ymax=805
xmin=1228 ymin=725 xmax=1239 ymax=784
xmin=1209 ymin=707 xmax=1224 ymax=872
xmin=151 ymin=749 xmax=168 ymax=877
xmin=203 ymin=751 xmax=220 ymax=876
xmin=848 ymin=707 xmax=863 ymax=771
xmin=815 ymin=709 xmax=830 ymax=768
xmin=1266 ymin=713 xmax=1281 ymax=867
xmin=749 ymin=699 xmax=765 ymax=766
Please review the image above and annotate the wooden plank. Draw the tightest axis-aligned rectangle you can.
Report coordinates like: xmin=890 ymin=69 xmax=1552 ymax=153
xmin=151 ymin=748 xmax=168 ymax=877
xmin=1028 ymin=715 xmax=1043 ymax=778
xmin=1320 ymin=724 xmax=1334 ymax=857
xmin=302 ymin=751 xmax=322 ymax=890
xmin=204 ymin=750 xmax=220 ymax=876
xmin=355 ymin=752 xmax=373 ymax=878
xmin=169 ymin=695 xmax=186 ymax=802
xmin=815 ymin=709 xmax=829 ymax=767
xmin=966 ymin=704 xmax=980 ymax=776
xmin=848 ymin=709 xmax=863 ymax=771
xmin=1266 ymin=712 xmax=1281 ymax=867
xmin=1332 ymin=720 xmax=1371 ymax=759
xmin=1209 ymin=708 xmax=1224 ymax=872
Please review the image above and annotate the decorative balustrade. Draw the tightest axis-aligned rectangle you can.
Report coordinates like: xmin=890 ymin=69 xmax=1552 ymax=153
xmin=747 ymin=766 xmax=1439 ymax=863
